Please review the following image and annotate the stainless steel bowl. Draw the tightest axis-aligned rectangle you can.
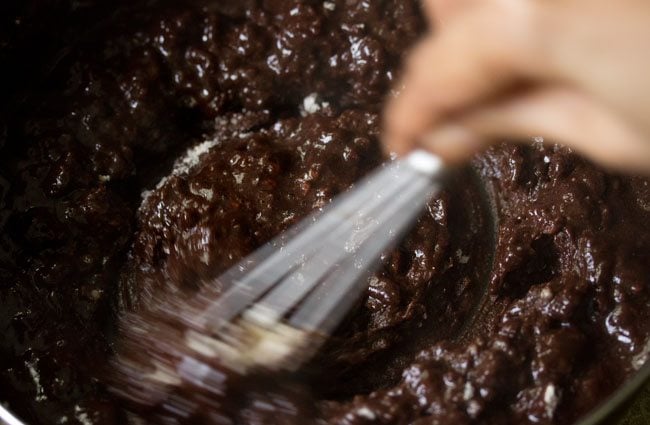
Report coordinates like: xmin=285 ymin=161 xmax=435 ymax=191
xmin=1 ymin=1 xmax=648 ymax=424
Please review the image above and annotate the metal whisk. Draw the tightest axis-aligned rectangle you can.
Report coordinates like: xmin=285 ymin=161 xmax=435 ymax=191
xmin=112 ymin=150 xmax=447 ymax=409
xmin=175 ymin=150 xmax=447 ymax=374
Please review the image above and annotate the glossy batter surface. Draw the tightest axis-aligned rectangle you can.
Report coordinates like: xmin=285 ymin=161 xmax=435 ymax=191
xmin=0 ymin=1 xmax=649 ymax=424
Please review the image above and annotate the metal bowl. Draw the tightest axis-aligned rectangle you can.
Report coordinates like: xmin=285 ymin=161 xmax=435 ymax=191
xmin=0 ymin=1 xmax=648 ymax=424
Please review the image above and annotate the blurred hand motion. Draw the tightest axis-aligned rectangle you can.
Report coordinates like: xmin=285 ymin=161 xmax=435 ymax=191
xmin=384 ymin=0 xmax=650 ymax=172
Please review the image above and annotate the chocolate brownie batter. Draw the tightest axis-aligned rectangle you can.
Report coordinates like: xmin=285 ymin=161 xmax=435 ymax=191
xmin=0 ymin=1 xmax=649 ymax=424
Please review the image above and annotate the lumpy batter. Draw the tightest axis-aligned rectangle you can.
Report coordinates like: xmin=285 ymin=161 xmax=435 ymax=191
xmin=0 ymin=1 xmax=649 ymax=424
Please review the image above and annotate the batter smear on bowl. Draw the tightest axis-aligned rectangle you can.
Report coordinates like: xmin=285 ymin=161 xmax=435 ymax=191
xmin=0 ymin=1 xmax=649 ymax=424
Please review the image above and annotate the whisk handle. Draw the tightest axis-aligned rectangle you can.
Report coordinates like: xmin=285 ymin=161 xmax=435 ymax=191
xmin=405 ymin=150 xmax=445 ymax=176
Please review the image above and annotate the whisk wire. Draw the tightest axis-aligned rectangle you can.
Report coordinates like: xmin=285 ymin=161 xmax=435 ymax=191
xmin=201 ymin=158 xmax=416 ymax=329
xmin=197 ymin=151 xmax=445 ymax=371
xmin=290 ymin=176 xmax=440 ymax=334
xmin=250 ymin=170 xmax=423 ymax=323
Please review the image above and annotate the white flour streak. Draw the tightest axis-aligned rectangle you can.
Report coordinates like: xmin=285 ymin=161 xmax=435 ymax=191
xmin=140 ymin=137 xmax=219 ymax=206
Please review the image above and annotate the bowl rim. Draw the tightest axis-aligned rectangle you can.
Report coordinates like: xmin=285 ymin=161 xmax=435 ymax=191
xmin=576 ymin=360 xmax=650 ymax=425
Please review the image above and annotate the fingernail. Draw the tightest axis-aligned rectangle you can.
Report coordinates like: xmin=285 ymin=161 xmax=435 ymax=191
xmin=420 ymin=124 xmax=482 ymax=164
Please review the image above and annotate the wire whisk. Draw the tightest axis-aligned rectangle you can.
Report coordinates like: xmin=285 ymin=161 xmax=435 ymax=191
xmin=112 ymin=150 xmax=446 ymax=405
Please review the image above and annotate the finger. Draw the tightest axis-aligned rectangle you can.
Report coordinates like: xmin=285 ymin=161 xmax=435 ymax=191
xmin=422 ymin=87 xmax=650 ymax=173
xmin=423 ymin=0 xmax=478 ymax=23
xmin=382 ymin=2 xmax=535 ymax=157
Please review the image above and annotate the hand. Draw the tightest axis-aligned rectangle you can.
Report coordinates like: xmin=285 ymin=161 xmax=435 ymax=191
xmin=383 ymin=0 xmax=650 ymax=172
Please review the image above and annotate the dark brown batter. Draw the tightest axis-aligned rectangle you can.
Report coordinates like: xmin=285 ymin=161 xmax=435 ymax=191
xmin=0 ymin=1 xmax=649 ymax=424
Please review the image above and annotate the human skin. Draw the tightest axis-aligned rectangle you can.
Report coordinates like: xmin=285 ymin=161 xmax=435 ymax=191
xmin=383 ymin=0 xmax=650 ymax=172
